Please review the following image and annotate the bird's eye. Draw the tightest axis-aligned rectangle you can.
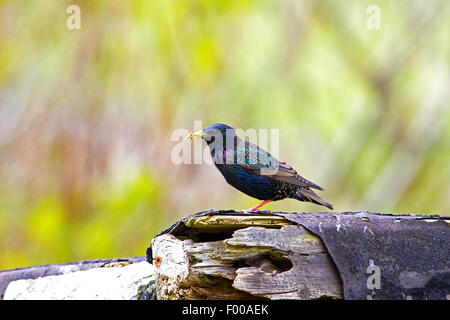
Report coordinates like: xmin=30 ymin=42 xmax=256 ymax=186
xmin=153 ymin=256 xmax=162 ymax=268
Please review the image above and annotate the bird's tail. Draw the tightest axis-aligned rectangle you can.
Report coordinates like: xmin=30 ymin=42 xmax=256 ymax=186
xmin=294 ymin=188 xmax=333 ymax=210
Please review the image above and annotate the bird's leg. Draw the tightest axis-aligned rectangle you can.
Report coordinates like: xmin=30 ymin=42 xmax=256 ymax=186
xmin=247 ymin=200 xmax=272 ymax=212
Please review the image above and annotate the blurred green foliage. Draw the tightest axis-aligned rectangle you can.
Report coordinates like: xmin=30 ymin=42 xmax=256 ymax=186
xmin=0 ymin=0 xmax=449 ymax=270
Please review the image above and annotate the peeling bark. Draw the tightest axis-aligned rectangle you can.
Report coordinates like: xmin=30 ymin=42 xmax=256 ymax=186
xmin=150 ymin=214 xmax=343 ymax=300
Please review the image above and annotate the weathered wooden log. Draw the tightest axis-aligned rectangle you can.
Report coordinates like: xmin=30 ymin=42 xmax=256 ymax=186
xmin=1 ymin=210 xmax=448 ymax=300
xmin=0 ymin=257 xmax=154 ymax=300
xmin=150 ymin=214 xmax=342 ymax=299
xmin=148 ymin=210 xmax=449 ymax=300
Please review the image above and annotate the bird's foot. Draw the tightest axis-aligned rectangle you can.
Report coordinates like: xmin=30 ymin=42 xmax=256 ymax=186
xmin=246 ymin=200 xmax=272 ymax=212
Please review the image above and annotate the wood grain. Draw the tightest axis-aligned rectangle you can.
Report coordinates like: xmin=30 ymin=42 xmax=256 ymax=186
xmin=151 ymin=214 xmax=343 ymax=300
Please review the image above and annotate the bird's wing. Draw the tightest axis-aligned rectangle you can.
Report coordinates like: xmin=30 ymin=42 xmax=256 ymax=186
xmin=237 ymin=140 xmax=324 ymax=190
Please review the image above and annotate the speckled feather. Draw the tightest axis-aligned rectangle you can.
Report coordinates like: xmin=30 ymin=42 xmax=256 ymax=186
xmin=201 ymin=123 xmax=333 ymax=210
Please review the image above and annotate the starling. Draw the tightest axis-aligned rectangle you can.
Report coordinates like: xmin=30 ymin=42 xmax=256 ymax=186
xmin=187 ymin=123 xmax=333 ymax=211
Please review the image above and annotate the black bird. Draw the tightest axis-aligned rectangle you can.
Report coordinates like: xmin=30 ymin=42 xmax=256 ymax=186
xmin=187 ymin=123 xmax=333 ymax=211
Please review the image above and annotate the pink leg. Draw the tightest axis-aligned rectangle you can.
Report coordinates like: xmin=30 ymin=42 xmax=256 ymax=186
xmin=247 ymin=200 xmax=272 ymax=212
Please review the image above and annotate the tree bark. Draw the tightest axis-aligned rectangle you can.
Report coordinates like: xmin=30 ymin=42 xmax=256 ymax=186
xmin=150 ymin=213 xmax=343 ymax=299
xmin=1 ymin=210 xmax=448 ymax=300
xmin=149 ymin=210 xmax=449 ymax=300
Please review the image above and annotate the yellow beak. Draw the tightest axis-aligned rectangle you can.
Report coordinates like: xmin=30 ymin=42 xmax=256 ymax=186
xmin=185 ymin=130 xmax=205 ymax=141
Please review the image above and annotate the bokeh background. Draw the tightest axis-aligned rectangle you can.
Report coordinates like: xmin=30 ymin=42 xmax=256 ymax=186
xmin=0 ymin=0 xmax=449 ymax=270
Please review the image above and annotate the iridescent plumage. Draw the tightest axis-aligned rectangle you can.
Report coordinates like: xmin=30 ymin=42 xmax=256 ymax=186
xmin=189 ymin=123 xmax=333 ymax=211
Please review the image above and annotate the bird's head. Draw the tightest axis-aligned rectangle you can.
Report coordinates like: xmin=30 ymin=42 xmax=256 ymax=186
xmin=186 ymin=123 xmax=235 ymax=145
